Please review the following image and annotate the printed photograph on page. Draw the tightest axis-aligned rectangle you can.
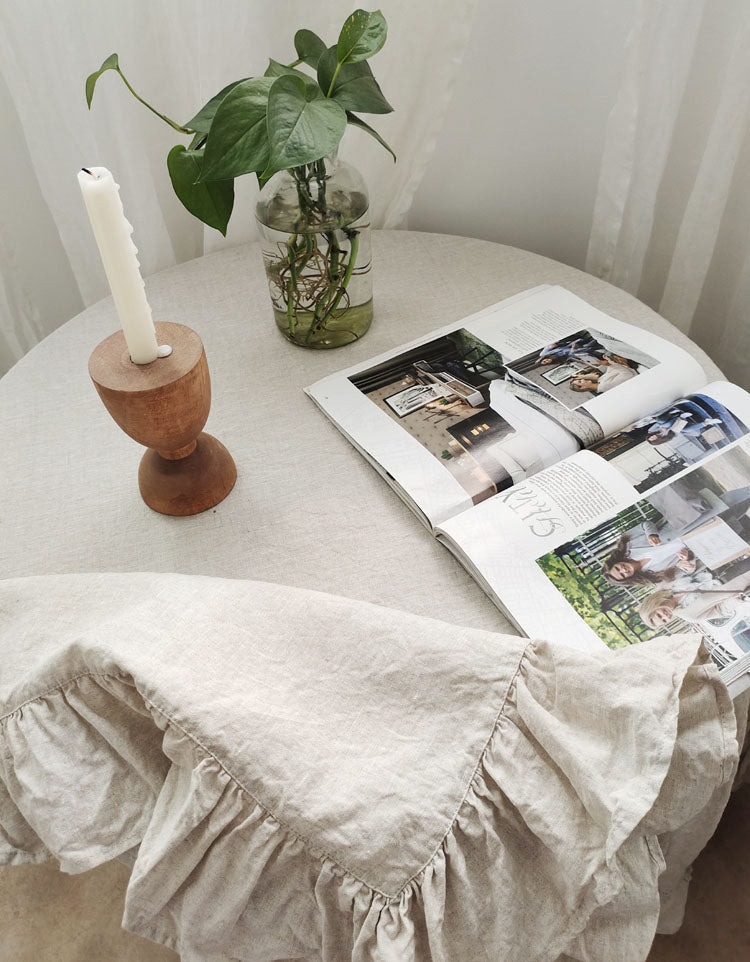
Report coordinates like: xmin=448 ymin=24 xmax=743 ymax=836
xmin=349 ymin=329 xmax=519 ymax=505
xmin=503 ymin=327 xmax=658 ymax=411
xmin=587 ymin=393 xmax=748 ymax=493
xmin=536 ymin=441 xmax=750 ymax=667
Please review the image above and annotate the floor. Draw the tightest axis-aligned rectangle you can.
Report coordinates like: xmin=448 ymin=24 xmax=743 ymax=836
xmin=1 ymin=788 xmax=748 ymax=961
xmin=646 ymin=785 xmax=750 ymax=961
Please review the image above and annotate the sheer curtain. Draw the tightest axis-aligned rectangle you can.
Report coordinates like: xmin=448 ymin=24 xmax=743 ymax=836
xmin=586 ymin=0 xmax=750 ymax=388
xmin=0 ymin=0 xmax=478 ymax=374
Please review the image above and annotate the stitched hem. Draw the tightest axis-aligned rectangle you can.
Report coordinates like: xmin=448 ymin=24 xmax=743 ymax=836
xmin=391 ymin=639 xmax=531 ymax=896
xmin=0 ymin=654 xmax=531 ymax=901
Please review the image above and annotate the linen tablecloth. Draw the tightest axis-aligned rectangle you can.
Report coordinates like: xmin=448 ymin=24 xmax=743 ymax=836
xmin=0 ymin=572 xmax=738 ymax=962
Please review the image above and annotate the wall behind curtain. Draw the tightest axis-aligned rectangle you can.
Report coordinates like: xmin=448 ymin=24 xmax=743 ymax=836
xmin=3 ymin=1 xmax=747 ymax=387
xmin=410 ymin=0 xmax=636 ymax=270
xmin=585 ymin=0 xmax=750 ymax=389
xmin=0 ymin=0 xmax=477 ymax=374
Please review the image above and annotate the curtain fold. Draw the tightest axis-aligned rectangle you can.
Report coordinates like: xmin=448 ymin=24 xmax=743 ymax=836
xmin=586 ymin=0 xmax=750 ymax=387
xmin=0 ymin=0 xmax=478 ymax=374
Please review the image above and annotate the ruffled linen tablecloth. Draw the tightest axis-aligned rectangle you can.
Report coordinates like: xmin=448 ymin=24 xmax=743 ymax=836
xmin=0 ymin=572 xmax=739 ymax=962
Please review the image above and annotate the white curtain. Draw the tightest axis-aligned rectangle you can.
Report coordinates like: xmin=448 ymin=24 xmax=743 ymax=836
xmin=0 ymin=0 xmax=478 ymax=375
xmin=586 ymin=0 xmax=750 ymax=388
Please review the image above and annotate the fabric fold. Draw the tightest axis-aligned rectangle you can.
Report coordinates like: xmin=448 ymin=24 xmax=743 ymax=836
xmin=0 ymin=572 xmax=740 ymax=962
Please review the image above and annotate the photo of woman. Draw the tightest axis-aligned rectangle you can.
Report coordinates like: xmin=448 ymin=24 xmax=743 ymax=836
xmin=537 ymin=335 xmax=604 ymax=367
xmin=568 ymin=356 xmax=640 ymax=394
xmin=601 ymin=526 xmax=700 ymax=587
xmin=639 ymin=570 xmax=750 ymax=628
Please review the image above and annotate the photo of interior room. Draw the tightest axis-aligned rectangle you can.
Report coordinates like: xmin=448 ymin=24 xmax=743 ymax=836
xmin=350 ymin=329 xmax=516 ymax=503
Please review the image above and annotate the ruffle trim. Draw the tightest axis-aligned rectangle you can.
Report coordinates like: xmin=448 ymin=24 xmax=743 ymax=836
xmin=0 ymin=634 xmax=737 ymax=962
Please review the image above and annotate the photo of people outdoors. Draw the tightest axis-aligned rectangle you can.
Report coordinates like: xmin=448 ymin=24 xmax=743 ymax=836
xmin=588 ymin=394 xmax=748 ymax=493
xmin=536 ymin=442 xmax=750 ymax=667
xmin=349 ymin=330 xmax=516 ymax=504
xmin=506 ymin=327 xmax=658 ymax=409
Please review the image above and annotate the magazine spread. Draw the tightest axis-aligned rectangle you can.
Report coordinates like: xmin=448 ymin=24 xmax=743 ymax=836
xmin=438 ymin=381 xmax=750 ymax=696
xmin=307 ymin=286 xmax=706 ymax=527
xmin=307 ymin=286 xmax=750 ymax=695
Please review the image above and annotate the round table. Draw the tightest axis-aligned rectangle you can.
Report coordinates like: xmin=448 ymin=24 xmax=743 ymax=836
xmin=0 ymin=230 xmax=722 ymax=632
xmin=0 ymin=231 xmax=725 ymax=961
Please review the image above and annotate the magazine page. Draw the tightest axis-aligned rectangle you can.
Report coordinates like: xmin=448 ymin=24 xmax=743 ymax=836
xmin=306 ymin=285 xmax=707 ymax=528
xmin=438 ymin=382 xmax=750 ymax=691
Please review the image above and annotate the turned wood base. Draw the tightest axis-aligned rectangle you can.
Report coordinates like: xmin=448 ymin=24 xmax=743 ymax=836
xmin=138 ymin=432 xmax=236 ymax=516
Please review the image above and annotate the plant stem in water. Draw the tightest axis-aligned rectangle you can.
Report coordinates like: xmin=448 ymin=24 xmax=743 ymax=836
xmin=274 ymin=160 xmax=364 ymax=344
xmin=322 ymin=233 xmax=359 ymax=322
xmin=285 ymin=232 xmax=298 ymax=336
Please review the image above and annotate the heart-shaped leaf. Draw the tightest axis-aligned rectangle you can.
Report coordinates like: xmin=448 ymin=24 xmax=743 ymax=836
xmin=167 ymin=145 xmax=234 ymax=235
xmin=184 ymin=80 xmax=248 ymax=134
xmin=264 ymin=59 xmax=319 ymax=92
xmin=335 ymin=73 xmax=392 ymax=113
xmin=346 ymin=112 xmax=396 ymax=161
xmin=200 ymin=77 xmax=274 ymax=182
xmin=337 ymin=9 xmax=387 ymax=65
xmin=85 ymin=53 xmax=119 ymax=108
xmin=262 ymin=74 xmax=347 ymax=179
xmin=294 ymin=29 xmax=327 ymax=68
xmin=317 ymin=46 xmax=392 ymax=113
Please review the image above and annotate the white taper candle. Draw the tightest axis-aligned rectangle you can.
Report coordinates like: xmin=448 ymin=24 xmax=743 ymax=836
xmin=78 ymin=166 xmax=159 ymax=364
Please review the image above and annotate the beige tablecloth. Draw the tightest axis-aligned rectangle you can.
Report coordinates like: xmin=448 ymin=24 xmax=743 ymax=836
xmin=0 ymin=232 xmax=724 ymax=630
xmin=0 ymin=572 xmax=739 ymax=962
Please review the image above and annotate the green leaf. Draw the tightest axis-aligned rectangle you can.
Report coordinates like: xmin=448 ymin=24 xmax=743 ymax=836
xmin=337 ymin=9 xmax=387 ymax=64
xmin=294 ymin=29 xmax=327 ymax=68
xmin=333 ymin=70 xmax=392 ymax=114
xmin=346 ymin=112 xmax=396 ymax=161
xmin=264 ymin=59 xmax=319 ymax=92
xmin=167 ymin=145 xmax=234 ymax=235
xmin=317 ymin=46 xmax=392 ymax=113
xmin=200 ymin=77 xmax=274 ymax=182
xmin=316 ymin=46 xmax=338 ymax=98
xmin=85 ymin=53 xmax=119 ymax=108
xmin=184 ymin=80 xmax=248 ymax=134
xmin=262 ymin=74 xmax=347 ymax=180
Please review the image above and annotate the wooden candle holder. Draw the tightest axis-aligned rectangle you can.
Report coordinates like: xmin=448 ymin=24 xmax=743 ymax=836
xmin=89 ymin=321 xmax=237 ymax=516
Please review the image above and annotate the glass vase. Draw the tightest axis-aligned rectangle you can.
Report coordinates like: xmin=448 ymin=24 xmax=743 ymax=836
xmin=255 ymin=152 xmax=373 ymax=349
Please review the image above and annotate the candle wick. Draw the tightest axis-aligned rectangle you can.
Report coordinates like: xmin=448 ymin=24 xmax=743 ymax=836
xmin=81 ymin=167 xmax=95 ymax=176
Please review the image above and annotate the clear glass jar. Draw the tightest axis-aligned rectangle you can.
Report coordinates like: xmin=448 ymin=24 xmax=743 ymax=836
xmin=255 ymin=151 xmax=373 ymax=349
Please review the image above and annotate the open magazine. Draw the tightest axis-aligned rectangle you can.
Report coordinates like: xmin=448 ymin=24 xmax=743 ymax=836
xmin=307 ymin=285 xmax=750 ymax=697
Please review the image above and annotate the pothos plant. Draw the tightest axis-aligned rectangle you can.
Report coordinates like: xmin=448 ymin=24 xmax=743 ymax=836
xmin=87 ymin=9 xmax=395 ymax=346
